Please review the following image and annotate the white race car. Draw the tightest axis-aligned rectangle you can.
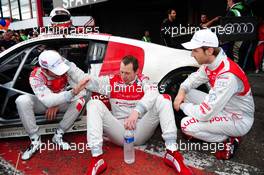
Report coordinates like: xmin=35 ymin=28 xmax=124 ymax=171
xmin=0 ymin=33 xmax=207 ymax=138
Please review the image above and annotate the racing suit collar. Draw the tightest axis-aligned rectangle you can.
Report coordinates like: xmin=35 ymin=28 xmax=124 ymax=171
xmin=40 ymin=68 xmax=49 ymax=77
xmin=119 ymin=75 xmax=138 ymax=85
xmin=127 ymin=76 xmax=139 ymax=85
xmin=40 ymin=67 xmax=62 ymax=80
xmin=207 ymin=48 xmax=226 ymax=71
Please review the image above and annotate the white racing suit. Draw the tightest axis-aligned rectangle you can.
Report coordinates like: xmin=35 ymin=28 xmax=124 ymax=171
xmin=86 ymin=74 xmax=177 ymax=156
xmin=180 ymin=49 xmax=255 ymax=142
xmin=15 ymin=60 xmax=87 ymax=137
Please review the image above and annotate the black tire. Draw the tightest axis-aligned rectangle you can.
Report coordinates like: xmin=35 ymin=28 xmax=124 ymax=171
xmin=158 ymin=67 xmax=209 ymax=128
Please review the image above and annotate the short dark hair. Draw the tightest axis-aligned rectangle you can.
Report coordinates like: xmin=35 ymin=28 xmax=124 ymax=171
xmin=167 ymin=9 xmax=176 ymax=15
xmin=201 ymin=47 xmax=220 ymax=56
xmin=122 ymin=55 xmax=139 ymax=72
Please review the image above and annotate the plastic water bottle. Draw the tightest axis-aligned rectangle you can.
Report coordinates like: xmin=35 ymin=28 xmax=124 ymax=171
xmin=124 ymin=130 xmax=135 ymax=164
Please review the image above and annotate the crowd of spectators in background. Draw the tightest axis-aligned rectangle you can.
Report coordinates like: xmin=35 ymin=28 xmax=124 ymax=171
xmin=0 ymin=30 xmax=38 ymax=53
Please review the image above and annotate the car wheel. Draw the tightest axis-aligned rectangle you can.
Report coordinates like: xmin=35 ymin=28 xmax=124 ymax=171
xmin=158 ymin=67 xmax=209 ymax=128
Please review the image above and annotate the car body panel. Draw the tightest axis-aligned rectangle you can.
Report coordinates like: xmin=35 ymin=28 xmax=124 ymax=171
xmin=108 ymin=36 xmax=199 ymax=83
xmin=0 ymin=33 xmax=110 ymax=59
xmin=100 ymin=41 xmax=145 ymax=76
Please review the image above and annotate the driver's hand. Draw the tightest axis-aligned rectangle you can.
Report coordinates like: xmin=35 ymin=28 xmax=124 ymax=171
xmin=124 ymin=110 xmax=139 ymax=130
xmin=173 ymin=88 xmax=186 ymax=111
xmin=72 ymin=76 xmax=90 ymax=96
xmin=45 ymin=106 xmax=59 ymax=120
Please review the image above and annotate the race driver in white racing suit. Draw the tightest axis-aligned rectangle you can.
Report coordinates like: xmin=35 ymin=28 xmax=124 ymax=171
xmin=174 ymin=29 xmax=255 ymax=160
xmin=84 ymin=56 xmax=193 ymax=175
xmin=15 ymin=50 xmax=89 ymax=160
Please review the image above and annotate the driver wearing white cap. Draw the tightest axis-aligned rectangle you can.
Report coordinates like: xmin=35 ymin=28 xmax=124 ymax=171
xmin=174 ymin=29 xmax=255 ymax=160
xmin=15 ymin=50 xmax=90 ymax=160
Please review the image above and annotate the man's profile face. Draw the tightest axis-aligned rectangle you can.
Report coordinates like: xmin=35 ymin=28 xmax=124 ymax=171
xmin=169 ymin=10 xmax=177 ymax=21
xmin=145 ymin=31 xmax=150 ymax=37
xmin=191 ymin=48 xmax=211 ymax=65
xmin=120 ymin=62 xmax=138 ymax=84
xmin=227 ymin=0 xmax=234 ymax=8
xmin=201 ymin=15 xmax=208 ymax=23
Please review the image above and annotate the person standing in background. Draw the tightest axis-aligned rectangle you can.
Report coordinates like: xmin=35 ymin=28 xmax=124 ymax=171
xmin=19 ymin=30 xmax=28 ymax=41
xmin=0 ymin=31 xmax=16 ymax=52
xmin=254 ymin=22 xmax=264 ymax=73
xmin=225 ymin=0 xmax=253 ymax=66
xmin=160 ymin=9 xmax=178 ymax=47
xmin=142 ymin=30 xmax=151 ymax=42
xmin=200 ymin=14 xmax=221 ymax=28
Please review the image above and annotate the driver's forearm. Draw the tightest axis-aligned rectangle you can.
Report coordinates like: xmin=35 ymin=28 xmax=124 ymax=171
xmin=180 ymin=66 xmax=208 ymax=93
xmin=86 ymin=76 xmax=111 ymax=96
xmin=37 ymin=90 xmax=73 ymax=108
xmin=178 ymin=88 xmax=186 ymax=96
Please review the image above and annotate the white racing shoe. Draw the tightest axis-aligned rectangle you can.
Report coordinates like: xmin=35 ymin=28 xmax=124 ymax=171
xmin=52 ymin=129 xmax=71 ymax=150
xmin=21 ymin=136 xmax=41 ymax=160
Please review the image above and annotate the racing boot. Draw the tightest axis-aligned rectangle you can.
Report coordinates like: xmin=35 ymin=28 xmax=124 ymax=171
xmin=164 ymin=149 xmax=193 ymax=175
xmin=215 ymin=137 xmax=241 ymax=160
xmin=86 ymin=154 xmax=107 ymax=175
xmin=21 ymin=134 xmax=41 ymax=160
xmin=52 ymin=128 xmax=70 ymax=150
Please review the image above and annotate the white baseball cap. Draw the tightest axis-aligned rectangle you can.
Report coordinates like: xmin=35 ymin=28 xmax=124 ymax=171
xmin=38 ymin=50 xmax=69 ymax=76
xmin=182 ymin=29 xmax=219 ymax=49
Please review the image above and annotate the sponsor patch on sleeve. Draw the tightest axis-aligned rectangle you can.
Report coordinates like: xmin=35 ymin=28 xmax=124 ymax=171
xmin=215 ymin=76 xmax=229 ymax=88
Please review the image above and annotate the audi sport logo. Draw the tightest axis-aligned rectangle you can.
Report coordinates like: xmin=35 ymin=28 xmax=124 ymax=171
xmin=40 ymin=60 xmax=48 ymax=68
xmin=223 ymin=22 xmax=255 ymax=34
xmin=219 ymin=16 xmax=257 ymax=42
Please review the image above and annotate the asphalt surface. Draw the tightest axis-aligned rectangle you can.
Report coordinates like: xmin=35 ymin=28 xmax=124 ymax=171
xmin=238 ymin=72 xmax=264 ymax=171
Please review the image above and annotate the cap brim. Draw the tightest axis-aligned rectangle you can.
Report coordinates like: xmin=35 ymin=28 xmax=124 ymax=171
xmin=50 ymin=62 xmax=69 ymax=76
xmin=182 ymin=41 xmax=202 ymax=50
